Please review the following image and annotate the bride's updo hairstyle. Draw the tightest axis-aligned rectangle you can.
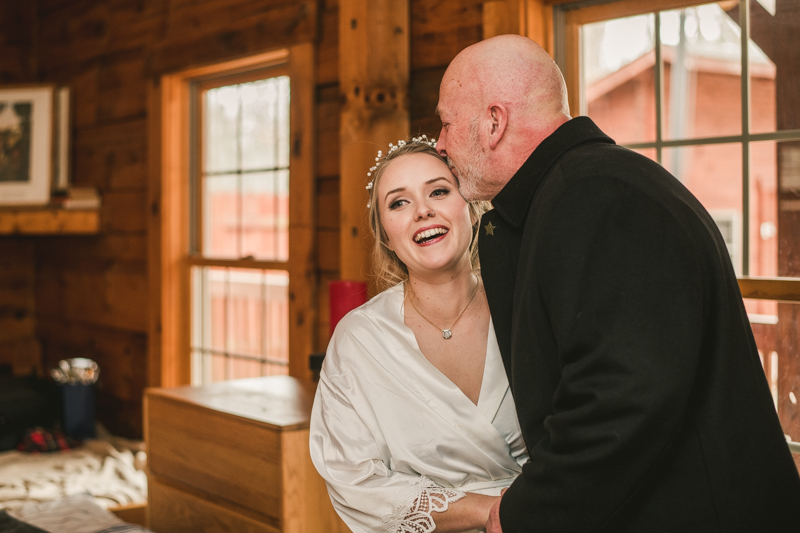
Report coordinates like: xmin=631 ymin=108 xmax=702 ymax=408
xmin=366 ymin=136 xmax=489 ymax=292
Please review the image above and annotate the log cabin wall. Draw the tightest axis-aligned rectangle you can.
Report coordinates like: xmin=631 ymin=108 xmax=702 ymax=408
xmin=2 ymin=0 xmax=486 ymax=438
xmin=0 ymin=4 xmax=39 ymax=377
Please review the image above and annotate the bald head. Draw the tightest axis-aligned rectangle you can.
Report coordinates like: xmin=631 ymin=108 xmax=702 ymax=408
xmin=436 ymin=35 xmax=570 ymax=200
xmin=444 ymin=35 xmax=569 ymax=119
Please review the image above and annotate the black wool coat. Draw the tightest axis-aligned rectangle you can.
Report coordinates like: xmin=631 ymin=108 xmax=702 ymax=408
xmin=479 ymin=117 xmax=800 ymax=532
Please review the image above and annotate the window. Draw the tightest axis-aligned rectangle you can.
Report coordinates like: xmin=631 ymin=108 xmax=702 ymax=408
xmin=154 ymin=45 xmax=316 ymax=387
xmin=555 ymin=0 xmax=800 ymax=458
xmin=190 ymin=72 xmax=291 ymax=384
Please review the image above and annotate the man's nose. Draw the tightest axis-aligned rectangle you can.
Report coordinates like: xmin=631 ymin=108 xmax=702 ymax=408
xmin=437 ymin=127 xmax=447 ymax=158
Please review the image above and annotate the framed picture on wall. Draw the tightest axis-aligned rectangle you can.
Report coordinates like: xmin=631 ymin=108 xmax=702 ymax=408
xmin=0 ymin=84 xmax=55 ymax=205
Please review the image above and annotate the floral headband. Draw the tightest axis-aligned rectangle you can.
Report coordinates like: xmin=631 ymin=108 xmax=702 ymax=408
xmin=366 ymin=135 xmax=437 ymax=208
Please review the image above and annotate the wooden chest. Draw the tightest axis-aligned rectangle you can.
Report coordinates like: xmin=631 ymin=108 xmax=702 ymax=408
xmin=144 ymin=376 xmax=347 ymax=533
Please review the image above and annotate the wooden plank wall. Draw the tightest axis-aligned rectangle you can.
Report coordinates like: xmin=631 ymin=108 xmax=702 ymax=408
xmin=0 ymin=4 xmax=38 ymax=377
xmin=0 ymin=240 xmax=40 ymax=377
xmin=1 ymin=0 xmax=485 ymax=437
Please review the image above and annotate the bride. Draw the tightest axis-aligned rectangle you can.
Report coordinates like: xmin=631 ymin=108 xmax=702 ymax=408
xmin=309 ymin=136 xmax=528 ymax=532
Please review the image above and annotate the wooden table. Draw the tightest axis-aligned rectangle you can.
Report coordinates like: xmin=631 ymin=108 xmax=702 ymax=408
xmin=144 ymin=376 xmax=347 ymax=533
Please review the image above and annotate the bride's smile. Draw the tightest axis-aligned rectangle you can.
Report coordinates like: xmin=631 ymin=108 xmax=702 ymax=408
xmin=413 ymin=224 xmax=449 ymax=245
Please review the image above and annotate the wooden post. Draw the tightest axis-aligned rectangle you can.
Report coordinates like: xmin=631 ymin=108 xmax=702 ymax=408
xmin=483 ymin=0 xmax=553 ymax=55
xmin=287 ymin=42 xmax=318 ymax=380
xmin=339 ymin=0 xmax=410 ymax=287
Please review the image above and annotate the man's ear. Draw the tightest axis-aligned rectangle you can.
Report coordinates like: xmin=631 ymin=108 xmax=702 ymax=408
xmin=487 ymin=103 xmax=508 ymax=150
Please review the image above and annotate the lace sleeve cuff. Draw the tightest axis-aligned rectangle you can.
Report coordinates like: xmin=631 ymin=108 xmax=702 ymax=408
xmin=378 ymin=476 xmax=466 ymax=533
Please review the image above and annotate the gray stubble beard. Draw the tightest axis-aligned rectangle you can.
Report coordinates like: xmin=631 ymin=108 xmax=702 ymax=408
xmin=448 ymin=150 xmax=491 ymax=202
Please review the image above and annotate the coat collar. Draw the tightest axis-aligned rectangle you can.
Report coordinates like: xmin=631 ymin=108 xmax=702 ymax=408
xmin=491 ymin=117 xmax=614 ymax=228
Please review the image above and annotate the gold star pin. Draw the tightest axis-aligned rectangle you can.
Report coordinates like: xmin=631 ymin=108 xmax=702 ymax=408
xmin=484 ymin=221 xmax=496 ymax=236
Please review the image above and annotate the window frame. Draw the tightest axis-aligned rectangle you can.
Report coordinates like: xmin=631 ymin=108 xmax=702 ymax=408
xmin=149 ymin=44 xmax=316 ymax=387
xmin=552 ymin=0 xmax=800 ymax=302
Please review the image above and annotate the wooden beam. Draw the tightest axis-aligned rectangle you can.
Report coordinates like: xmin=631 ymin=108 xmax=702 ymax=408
xmin=339 ymin=0 xmax=410 ymax=287
xmin=287 ymin=42 xmax=317 ymax=380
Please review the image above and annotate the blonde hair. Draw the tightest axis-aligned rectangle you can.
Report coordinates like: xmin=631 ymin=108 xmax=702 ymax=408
xmin=366 ymin=139 xmax=490 ymax=292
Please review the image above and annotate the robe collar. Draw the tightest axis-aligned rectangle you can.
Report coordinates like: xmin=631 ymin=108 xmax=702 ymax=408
xmin=490 ymin=116 xmax=614 ymax=229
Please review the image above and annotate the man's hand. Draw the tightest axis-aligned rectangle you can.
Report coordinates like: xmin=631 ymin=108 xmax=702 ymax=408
xmin=486 ymin=497 xmax=503 ymax=533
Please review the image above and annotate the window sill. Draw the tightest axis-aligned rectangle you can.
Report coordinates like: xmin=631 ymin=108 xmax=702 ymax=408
xmin=738 ymin=277 xmax=800 ymax=302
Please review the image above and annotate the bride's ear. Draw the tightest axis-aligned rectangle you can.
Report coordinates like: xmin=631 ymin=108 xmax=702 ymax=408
xmin=487 ymin=103 xmax=508 ymax=150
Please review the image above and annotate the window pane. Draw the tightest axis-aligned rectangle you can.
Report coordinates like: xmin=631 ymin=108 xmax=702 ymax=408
xmin=663 ymin=143 xmax=743 ymax=273
xmin=211 ymin=353 xmax=226 ymax=383
xmin=204 ymin=85 xmax=240 ymax=174
xmin=191 ymin=266 xmax=288 ymax=384
xmin=241 ymin=170 xmax=289 ymax=261
xmin=203 ymin=173 xmax=239 ymax=258
xmin=661 ymin=4 xmax=741 ymax=140
xmin=744 ymin=298 xmax=800 ymax=472
xmin=227 ymin=357 xmax=263 ymax=381
xmin=264 ymin=270 xmax=290 ymax=370
xmin=749 ymin=0 xmax=799 ymax=134
xmin=226 ymin=268 xmax=266 ymax=358
xmin=582 ymin=14 xmax=656 ymax=144
xmin=749 ymin=141 xmax=779 ymax=277
xmin=201 ymin=75 xmax=290 ymax=260
xmin=240 ymin=76 xmax=290 ymax=171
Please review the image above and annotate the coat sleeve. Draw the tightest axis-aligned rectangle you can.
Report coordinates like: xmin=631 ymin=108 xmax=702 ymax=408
xmin=500 ymin=174 xmax=707 ymax=531
xmin=309 ymin=328 xmax=466 ymax=533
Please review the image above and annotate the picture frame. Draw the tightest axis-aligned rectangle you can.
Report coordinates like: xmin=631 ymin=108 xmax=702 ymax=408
xmin=0 ymin=84 xmax=55 ymax=205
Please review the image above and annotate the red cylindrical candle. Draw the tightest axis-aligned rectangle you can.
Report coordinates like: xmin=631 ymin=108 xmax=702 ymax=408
xmin=329 ymin=280 xmax=368 ymax=336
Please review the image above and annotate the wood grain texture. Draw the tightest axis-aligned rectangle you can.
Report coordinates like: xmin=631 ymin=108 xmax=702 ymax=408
xmin=281 ymin=429 xmax=349 ymax=533
xmin=483 ymin=0 xmax=522 ymax=39
xmin=36 ymin=257 xmax=148 ymax=332
xmin=0 ymin=2 xmax=34 ymax=83
xmin=109 ymin=503 xmax=147 ymax=527
xmin=316 ymin=85 xmax=341 ymax=179
xmin=153 ymin=71 xmax=192 ymax=388
xmin=0 ymin=241 xmax=39 ymax=375
xmin=146 ymin=377 xmax=346 ymax=532
xmin=148 ymin=475 xmax=281 ymax=533
xmin=739 ymin=277 xmax=800 ymax=302
xmin=288 ymin=42 xmax=318 ymax=380
xmin=339 ymin=0 xmax=410 ymax=285
xmin=147 ymin=1 xmax=318 ymax=76
xmin=409 ymin=66 xmax=445 ymax=138
xmin=0 ymin=209 xmax=99 ymax=235
xmin=146 ymin=393 xmax=284 ymax=519
xmin=73 ymin=119 xmax=148 ymax=190
xmin=317 ymin=0 xmax=339 ymax=86
xmin=0 ymin=338 xmax=42 ymax=377
xmin=410 ymin=0 xmax=483 ymax=71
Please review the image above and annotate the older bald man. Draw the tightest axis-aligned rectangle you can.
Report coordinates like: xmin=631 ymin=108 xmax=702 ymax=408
xmin=437 ymin=35 xmax=800 ymax=532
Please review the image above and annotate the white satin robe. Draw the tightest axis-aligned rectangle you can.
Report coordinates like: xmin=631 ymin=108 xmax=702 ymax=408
xmin=309 ymin=284 xmax=528 ymax=533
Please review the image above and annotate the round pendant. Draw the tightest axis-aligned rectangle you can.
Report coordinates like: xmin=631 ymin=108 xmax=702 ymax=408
xmin=442 ymin=329 xmax=452 ymax=339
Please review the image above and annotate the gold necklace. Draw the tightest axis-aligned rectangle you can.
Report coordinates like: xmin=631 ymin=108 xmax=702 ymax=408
xmin=407 ymin=278 xmax=480 ymax=340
